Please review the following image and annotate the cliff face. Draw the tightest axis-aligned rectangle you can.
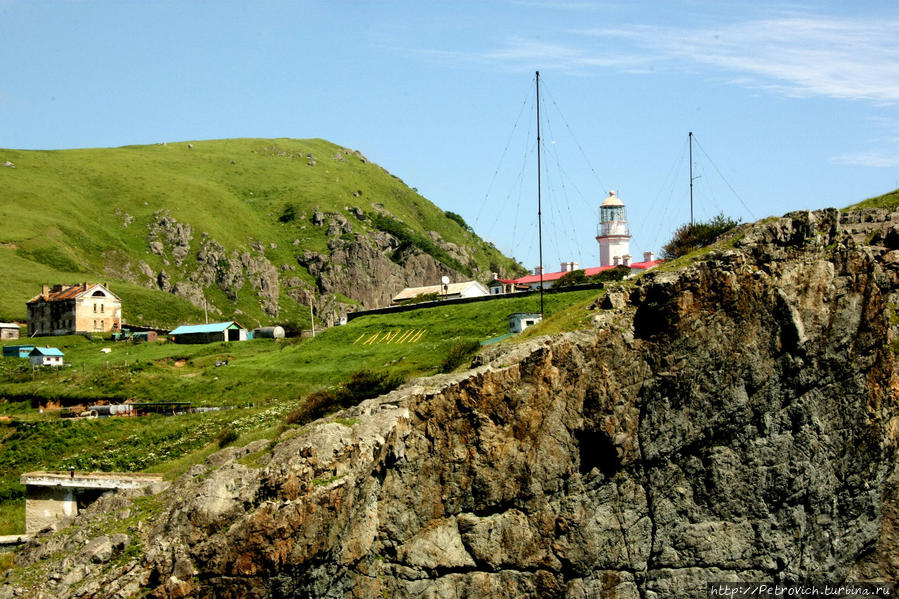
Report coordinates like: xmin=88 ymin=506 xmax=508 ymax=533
xmin=4 ymin=209 xmax=898 ymax=598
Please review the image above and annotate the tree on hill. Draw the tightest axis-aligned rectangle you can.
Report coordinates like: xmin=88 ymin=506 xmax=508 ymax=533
xmin=662 ymin=213 xmax=740 ymax=259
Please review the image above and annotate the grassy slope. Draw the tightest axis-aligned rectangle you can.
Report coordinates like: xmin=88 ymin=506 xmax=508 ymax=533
xmin=0 ymin=288 xmax=601 ymax=534
xmin=844 ymin=188 xmax=899 ymax=210
xmin=0 ymin=138 xmax=522 ymax=325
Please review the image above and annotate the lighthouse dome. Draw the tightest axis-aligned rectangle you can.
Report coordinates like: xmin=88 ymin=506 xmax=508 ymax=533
xmin=601 ymin=190 xmax=625 ymax=207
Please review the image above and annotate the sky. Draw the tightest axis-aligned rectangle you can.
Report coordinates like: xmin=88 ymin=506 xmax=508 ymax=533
xmin=2 ymin=0 xmax=898 ymax=271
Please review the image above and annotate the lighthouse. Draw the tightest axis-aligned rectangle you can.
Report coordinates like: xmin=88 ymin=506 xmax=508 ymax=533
xmin=596 ymin=190 xmax=631 ymax=267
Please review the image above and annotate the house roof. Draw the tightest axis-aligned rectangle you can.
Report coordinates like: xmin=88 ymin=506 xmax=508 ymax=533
xmin=504 ymin=259 xmax=663 ymax=285
xmin=30 ymin=347 xmax=64 ymax=357
xmin=26 ymin=283 xmax=120 ymax=304
xmin=169 ymin=321 xmax=243 ymax=336
xmin=0 ymin=322 xmax=19 ymax=328
xmin=392 ymin=281 xmax=488 ymax=302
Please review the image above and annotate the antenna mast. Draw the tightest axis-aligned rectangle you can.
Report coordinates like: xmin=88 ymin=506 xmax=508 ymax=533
xmin=536 ymin=71 xmax=544 ymax=319
xmin=689 ymin=131 xmax=694 ymax=226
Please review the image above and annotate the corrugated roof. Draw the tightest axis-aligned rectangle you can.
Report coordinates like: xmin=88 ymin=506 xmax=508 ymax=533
xmin=169 ymin=321 xmax=241 ymax=336
xmin=30 ymin=347 xmax=64 ymax=356
xmin=0 ymin=323 xmax=20 ymax=328
xmin=392 ymin=281 xmax=487 ymax=302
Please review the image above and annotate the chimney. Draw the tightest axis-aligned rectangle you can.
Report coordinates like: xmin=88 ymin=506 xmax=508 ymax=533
xmin=622 ymin=254 xmax=631 ymax=267
xmin=612 ymin=256 xmax=620 ymax=266
xmin=643 ymin=251 xmax=655 ymax=262
xmin=534 ymin=266 xmax=544 ymax=275
xmin=492 ymin=272 xmax=499 ymax=281
xmin=42 ymin=284 xmax=50 ymax=296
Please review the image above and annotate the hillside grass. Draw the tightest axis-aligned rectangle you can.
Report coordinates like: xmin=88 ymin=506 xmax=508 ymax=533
xmin=0 ymin=288 xmax=601 ymax=534
xmin=0 ymin=138 xmax=524 ymax=325
xmin=844 ymin=188 xmax=899 ymax=211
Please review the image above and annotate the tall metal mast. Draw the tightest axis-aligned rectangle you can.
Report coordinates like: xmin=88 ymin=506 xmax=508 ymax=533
xmin=536 ymin=71 xmax=544 ymax=319
xmin=689 ymin=131 xmax=694 ymax=226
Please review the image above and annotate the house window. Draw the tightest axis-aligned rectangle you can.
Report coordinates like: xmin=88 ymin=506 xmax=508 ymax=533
xmin=93 ymin=303 xmax=97 ymax=313
xmin=100 ymin=304 xmax=104 ymax=313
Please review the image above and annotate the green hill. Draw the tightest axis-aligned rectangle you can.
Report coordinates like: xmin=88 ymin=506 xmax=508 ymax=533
xmin=0 ymin=138 xmax=524 ymax=328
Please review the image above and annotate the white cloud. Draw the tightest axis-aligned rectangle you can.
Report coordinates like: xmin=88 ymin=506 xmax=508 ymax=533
xmin=456 ymin=15 xmax=899 ymax=102
xmin=831 ymin=151 xmax=899 ymax=168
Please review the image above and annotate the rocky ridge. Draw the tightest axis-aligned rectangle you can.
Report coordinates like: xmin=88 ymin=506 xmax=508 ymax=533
xmin=126 ymin=208 xmax=479 ymax=326
xmin=4 ymin=208 xmax=898 ymax=598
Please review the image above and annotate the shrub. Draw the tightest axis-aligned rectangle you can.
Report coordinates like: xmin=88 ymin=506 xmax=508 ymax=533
xmin=216 ymin=428 xmax=239 ymax=448
xmin=554 ymin=269 xmax=588 ymax=289
xmin=662 ymin=213 xmax=740 ymax=259
xmin=444 ymin=210 xmax=472 ymax=232
xmin=278 ymin=204 xmax=297 ymax=223
xmin=440 ymin=340 xmax=481 ymax=373
xmin=593 ymin=265 xmax=630 ymax=283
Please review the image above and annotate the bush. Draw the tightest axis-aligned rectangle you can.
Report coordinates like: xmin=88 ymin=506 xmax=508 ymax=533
xmin=444 ymin=211 xmax=472 ymax=232
xmin=554 ymin=269 xmax=588 ymax=288
xmin=594 ymin=265 xmax=631 ymax=283
xmin=278 ymin=204 xmax=297 ymax=223
xmin=216 ymin=428 xmax=239 ymax=448
xmin=440 ymin=340 xmax=481 ymax=373
xmin=662 ymin=213 xmax=740 ymax=259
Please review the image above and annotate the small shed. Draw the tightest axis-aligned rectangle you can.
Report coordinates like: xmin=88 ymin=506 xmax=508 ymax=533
xmin=131 ymin=331 xmax=158 ymax=343
xmin=169 ymin=321 xmax=247 ymax=344
xmin=509 ymin=313 xmax=542 ymax=334
xmin=252 ymin=326 xmax=285 ymax=339
xmin=0 ymin=323 xmax=20 ymax=340
xmin=3 ymin=345 xmax=34 ymax=358
xmin=29 ymin=347 xmax=64 ymax=367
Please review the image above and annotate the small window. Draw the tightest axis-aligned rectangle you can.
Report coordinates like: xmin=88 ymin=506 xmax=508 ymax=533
xmin=101 ymin=304 xmax=104 ymax=313
xmin=93 ymin=303 xmax=97 ymax=313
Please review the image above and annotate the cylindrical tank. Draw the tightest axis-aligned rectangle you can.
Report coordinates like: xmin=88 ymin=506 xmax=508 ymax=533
xmin=252 ymin=326 xmax=285 ymax=339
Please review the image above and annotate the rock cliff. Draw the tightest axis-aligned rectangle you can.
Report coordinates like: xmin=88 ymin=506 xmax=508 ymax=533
xmin=4 ymin=209 xmax=897 ymax=598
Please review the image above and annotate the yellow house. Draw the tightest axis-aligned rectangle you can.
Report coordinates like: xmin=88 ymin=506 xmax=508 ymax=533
xmin=27 ymin=283 xmax=122 ymax=337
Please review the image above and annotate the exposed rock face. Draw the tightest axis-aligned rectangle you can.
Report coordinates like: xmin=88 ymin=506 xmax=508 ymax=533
xmin=7 ymin=209 xmax=897 ymax=598
xmin=137 ymin=209 xmax=477 ymax=325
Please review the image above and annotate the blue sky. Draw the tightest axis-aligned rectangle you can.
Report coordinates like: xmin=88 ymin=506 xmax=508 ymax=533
xmin=2 ymin=1 xmax=898 ymax=270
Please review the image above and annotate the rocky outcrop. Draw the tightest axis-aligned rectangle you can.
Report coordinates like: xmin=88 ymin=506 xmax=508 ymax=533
xmin=8 ymin=209 xmax=897 ymax=598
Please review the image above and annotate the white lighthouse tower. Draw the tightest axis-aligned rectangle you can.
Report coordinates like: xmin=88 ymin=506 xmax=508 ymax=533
xmin=596 ymin=190 xmax=631 ymax=267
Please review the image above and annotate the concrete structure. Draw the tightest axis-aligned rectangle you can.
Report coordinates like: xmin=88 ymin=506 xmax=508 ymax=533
xmin=2 ymin=344 xmax=34 ymax=358
xmin=0 ymin=322 xmax=20 ymax=340
xmin=509 ymin=313 xmax=542 ymax=334
xmin=27 ymin=283 xmax=122 ymax=337
xmin=392 ymin=280 xmax=489 ymax=305
xmin=20 ymin=471 xmax=162 ymax=534
xmin=169 ymin=321 xmax=247 ymax=344
xmin=29 ymin=346 xmax=64 ymax=367
xmin=596 ymin=190 xmax=631 ymax=267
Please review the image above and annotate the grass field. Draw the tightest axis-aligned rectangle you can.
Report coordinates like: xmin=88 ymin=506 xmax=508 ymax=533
xmin=0 ymin=287 xmax=602 ymax=534
xmin=0 ymin=138 xmax=523 ymax=325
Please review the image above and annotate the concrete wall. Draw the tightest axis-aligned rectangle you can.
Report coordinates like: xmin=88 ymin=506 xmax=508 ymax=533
xmin=24 ymin=486 xmax=77 ymax=534
xmin=0 ymin=327 xmax=19 ymax=340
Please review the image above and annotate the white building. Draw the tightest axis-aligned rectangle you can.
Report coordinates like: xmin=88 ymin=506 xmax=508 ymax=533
xmin=391 ymin=280 xmax=489 ymax=305
xmin=595 ymin=190 xmax=631 ymax=267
